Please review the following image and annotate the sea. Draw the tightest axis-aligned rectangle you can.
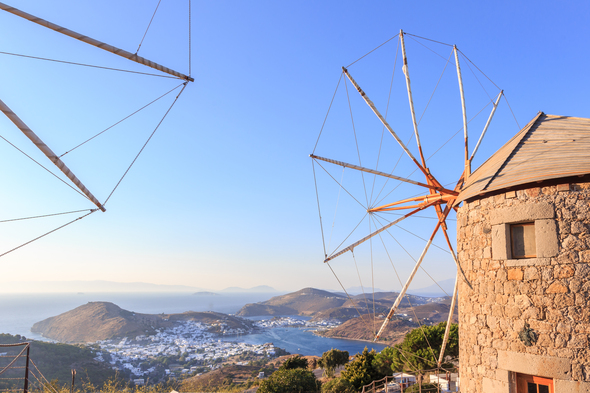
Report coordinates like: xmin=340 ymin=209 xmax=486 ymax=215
xmin=0 ymin=292 xmax=387 ymax=356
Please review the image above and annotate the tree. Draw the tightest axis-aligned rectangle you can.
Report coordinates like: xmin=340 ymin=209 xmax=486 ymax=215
xmin=340 ymin=348 xmax=385 ymax=391
xmin=373 ymin=322 xmax=459 ymax=373
xmin=280 ymin=355 xmax=308 ymax=370
xmin=321 ymin=377 xmax=356 ymax=393
xmin=318 ymin=349 xmax=349 ymax=378
xmin=257 ymin=368 xmax=321 ymax=393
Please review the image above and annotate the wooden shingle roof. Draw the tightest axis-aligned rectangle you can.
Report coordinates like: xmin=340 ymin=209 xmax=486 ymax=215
xmin=456 ymin=112 xmax=590 ymax=202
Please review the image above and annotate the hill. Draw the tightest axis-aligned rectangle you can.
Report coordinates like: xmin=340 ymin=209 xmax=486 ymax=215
xmin=236 ymin=288 xmax=347 ymax=317
xmin=317 ymin=315 xmax=417 ymax=344
xmin=32 ymin=302 xmax=254 ymax=343
xmin=236 ymin=287 xmax=452 ymax=323
xmin=0 ymin=334 xmax=116 ymax=391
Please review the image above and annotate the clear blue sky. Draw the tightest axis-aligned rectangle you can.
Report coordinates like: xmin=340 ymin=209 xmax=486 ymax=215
xmin=0 ymin=0 xmax=588 ymax=292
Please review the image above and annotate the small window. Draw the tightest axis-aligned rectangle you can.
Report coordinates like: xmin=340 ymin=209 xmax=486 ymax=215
xmin=511 ymin=222 xmax=536 ymax=259
xmin=516 ymin=373 xmax=552 ymax=393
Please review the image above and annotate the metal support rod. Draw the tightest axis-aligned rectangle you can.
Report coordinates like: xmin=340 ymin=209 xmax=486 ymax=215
xmin=324 ymin=201 xmax=439 ymax=263
xmin=0 ymin=2 xmax=194 ymax=82
xmin=437 ymin=273 xmax=458 ymax=367
xmin=310 ymin=154 xmax=454 ymax=193
xmin=374 ymin=216 xmax=446 ymax=341
xmin=0 ymin=98 xmax=106 ymax=212
xmin=23 ymin=344 xmax=30 ymax=393
xmin=400 ymin=29 xmax=427 ymax=168
xmin=70 ymin=369 xmax=76 ymax=393
xmin=454 ymin=46 xmax=469 ymax=177
xmin=470 ymin=91 xmax=502 ymax=162
xmin=341 ymin=67 xmax=431 ymax=180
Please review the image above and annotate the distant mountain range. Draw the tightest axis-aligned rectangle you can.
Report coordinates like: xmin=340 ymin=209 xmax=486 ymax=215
xmin=336 ymin=278 xmax=456 ymax=297
xmin=219 ymin=285 xmax=277 ymax=293
xmin=0 ymin=280 xmax=278 ymax=294
xmin=0 ymin=278 xmax=453 ymax=296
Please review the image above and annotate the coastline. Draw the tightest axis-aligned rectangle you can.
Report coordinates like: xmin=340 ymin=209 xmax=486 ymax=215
xmin=311 ymin=329 xmax=390 ymax=346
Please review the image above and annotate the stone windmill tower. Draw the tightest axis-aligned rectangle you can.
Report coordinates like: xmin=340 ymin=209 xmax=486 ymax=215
xmin=455 ymin=112 xmax=590 ymax=392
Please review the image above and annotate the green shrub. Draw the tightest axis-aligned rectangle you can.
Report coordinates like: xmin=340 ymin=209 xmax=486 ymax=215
xmin=320 ymin=377 xmax=355 ymax=393
xmin=257 ymin=368 xmax=321 ymax=393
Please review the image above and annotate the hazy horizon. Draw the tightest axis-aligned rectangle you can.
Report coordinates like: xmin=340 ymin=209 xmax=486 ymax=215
xmin=0 ymin=278 xmax=456 ymax=297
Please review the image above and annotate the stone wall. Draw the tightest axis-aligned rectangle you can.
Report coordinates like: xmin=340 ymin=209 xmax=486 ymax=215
xmin=457 ymin=183 xmax=590 ymax=392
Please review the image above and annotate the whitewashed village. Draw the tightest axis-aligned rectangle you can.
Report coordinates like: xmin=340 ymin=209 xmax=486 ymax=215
xmin=92 ymin=317 xmax=341 ymax=384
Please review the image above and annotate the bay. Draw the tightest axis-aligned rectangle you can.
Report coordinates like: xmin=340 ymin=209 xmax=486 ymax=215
xmin=235 ymin=327 xmax=387 ymax=356
xmin=0 ymin=292 xmax=389 ymax=356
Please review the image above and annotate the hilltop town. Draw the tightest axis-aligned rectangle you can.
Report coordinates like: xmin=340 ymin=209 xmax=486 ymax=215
xmin=93 ymin=316 xmax=340 ymax=383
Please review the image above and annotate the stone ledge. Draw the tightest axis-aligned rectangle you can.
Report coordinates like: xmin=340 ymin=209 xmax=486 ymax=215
xmin=554 ymin=379 xmax=590 ymax=393
xmin=498 ymin=350 xmax=571 ymax=380
xmin=490 ymin=202 xmax=554 ymax=225
xmin=506 ymin=258 xmax=551 ymax=267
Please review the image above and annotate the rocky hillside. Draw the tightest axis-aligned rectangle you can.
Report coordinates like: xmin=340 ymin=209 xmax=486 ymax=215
xmin=316 ymin=298 xmax=458 ymax=342
xmin=237 ymin=287 xmax=453 ymax=323
xmin=32 ymin=302 xmax=253 ymax=343
xmin=317 ymin=315 xmax=417 ymax=344
xmin=236 ymin=288 xmax=347 ymax=316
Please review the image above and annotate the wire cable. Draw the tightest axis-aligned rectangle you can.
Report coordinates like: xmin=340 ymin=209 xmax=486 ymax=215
xmin=327 ymin=167 xmax=346 ymax=254
xmin=404 ymin=32 xmax=453 ymax=48
xmin=326 ymin=262 xmax=372 ymax=330
xmin=312 ymin=73 xmax=343 ymax=153
xmin=0 ymin=134 xmax=88 ymax=200
xmin=312 ymin=160 xmax=328 ymax=258
xmin=0 ymin=209 xmax=94 ymax=224
xmin=344 ymin=76 xmax=370 ymax=208
xmin=135 ymin=0 xmax=163 ymax=54
xmin=456 ymin=48 xmax=501 ymax=91
xmin=312 ymin=160 xmax=366 ymax=210
xmin=417 ymin=49 xmax=453 ymax=126
xmin=0 ymin=210 xmax=97 ymax=259
xmin=370 ymin=37 xmax=399 ymax=207
xmin=59 ymin=83 xmax=185 ymax=157
xmin=502 ymin=91 xmax=521 ymax=130
xmin=0 ymin=51 xmax=177 ymax=79
xmin=104 ymin=82 xmax=188 ymax=205
xmin=346 ymin=34 xmax=399 ymax=68
xmin=188 ymin=0 xmax=192 ymax=76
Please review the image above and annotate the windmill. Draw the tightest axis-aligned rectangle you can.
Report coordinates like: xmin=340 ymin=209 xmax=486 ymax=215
xmin=311 ymin=30 xmax=512 ymax=369
xmin=0 ymin=2 xmax=193 ymax=258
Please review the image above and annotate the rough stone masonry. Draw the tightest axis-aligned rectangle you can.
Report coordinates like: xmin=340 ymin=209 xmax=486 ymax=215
xmin=457 ymin=182 xmax=590 ymax=392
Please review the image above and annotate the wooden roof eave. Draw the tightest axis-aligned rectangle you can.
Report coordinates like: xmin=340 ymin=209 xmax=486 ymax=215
xmin=455 ymin=111 xmax=545 ymax=203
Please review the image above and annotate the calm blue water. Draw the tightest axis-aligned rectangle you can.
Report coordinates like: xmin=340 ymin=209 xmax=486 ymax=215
xmin=236 ymin=328 xmax=386 ymax=356
xmin=0 ymin=292 xmax=388 ymax=356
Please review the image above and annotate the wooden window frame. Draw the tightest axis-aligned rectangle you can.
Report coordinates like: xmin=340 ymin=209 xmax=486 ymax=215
xmin=516 ymin=373 xmax=553 ymax=393
xmin=510 ymin=222 xmax=536 ymax=259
